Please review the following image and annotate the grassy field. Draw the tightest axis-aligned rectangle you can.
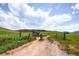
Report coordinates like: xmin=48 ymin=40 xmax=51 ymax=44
xmin=0 ymin=28 xmax=31 ymax=54
xmin=45 ymin=31 xmax=79 ymax=55
xmin=0 ymin=28 xmax=79 ymax=55
xmin=58 ymin=33 xmax=79 ymax=55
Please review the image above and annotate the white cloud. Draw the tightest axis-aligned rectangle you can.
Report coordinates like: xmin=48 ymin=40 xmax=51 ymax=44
xmin=72 ymin=3 xmax=79 ymax=10
xmin=56 ymin=24 xmax=79 ymax=32
xmin=72 ymin=11 xmax=75 ymax=14
xmin=0 ymin=3 xmax=77 ymax=32
xmin=41 ymin=14 xmax=72 ymax=31
xmin=8 ymin=3 xmax=51 ymax=18
xmin=0 ymin=3 xmax=52 ymax=30
xmin=0 ymin=8 xmax=27 ymax=30
xmin=71 ymin=3 xmax=79 ymax=14
xmin=8 ymin=3 xmax=53 ymax=29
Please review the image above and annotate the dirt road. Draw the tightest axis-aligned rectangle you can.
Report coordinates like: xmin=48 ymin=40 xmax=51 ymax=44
xmin=1 ymin=36 xmax=68 ymax=56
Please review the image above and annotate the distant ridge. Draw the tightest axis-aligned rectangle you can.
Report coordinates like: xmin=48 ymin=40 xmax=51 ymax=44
xmin=0 ymin=27 xmax=77 ymax=33
xmin=72 ymin=31 xmax=79 ymax=34
xmin=0 ymin=27 xmax=12 ymax=30
xmin=16 ymin=29 xmax=47 ymax=32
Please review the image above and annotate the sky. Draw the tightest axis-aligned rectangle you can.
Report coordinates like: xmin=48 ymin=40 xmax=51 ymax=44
xmin=0 ymin=3 xmax=79 ymax=32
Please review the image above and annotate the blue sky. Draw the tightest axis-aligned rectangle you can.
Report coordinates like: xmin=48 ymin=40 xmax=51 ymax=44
xmin=0 ymin=3 xmax=79 ymax=32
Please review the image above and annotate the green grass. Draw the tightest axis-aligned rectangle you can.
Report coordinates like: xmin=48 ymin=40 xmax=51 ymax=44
xmin=0 ymin=28 xmax=79 ymax=55
xmin=48 ymin=32 xmax=79 ymax=55
xmin=41 ymin=31 xmax=57 ymax=38
xmin=42 ymin=31 xmax=79 ymax=55
xmin=55 ymin=33 xmax=79 ymax=46
xmin=0 ymin=36 xmax=30 ymax=53
xmin=0 ymin=28 xmax=31 ymax=54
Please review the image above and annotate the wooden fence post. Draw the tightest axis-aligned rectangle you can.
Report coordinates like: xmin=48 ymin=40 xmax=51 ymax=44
xmin=63 ymin=32 xmax=66 ymax=40
xmin=19 ymin=32 xmax=21 ymax=37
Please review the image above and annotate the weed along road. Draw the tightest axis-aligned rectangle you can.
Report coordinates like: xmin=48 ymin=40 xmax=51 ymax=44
xmin=1 ymin=36 xmax=68 ymax=56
